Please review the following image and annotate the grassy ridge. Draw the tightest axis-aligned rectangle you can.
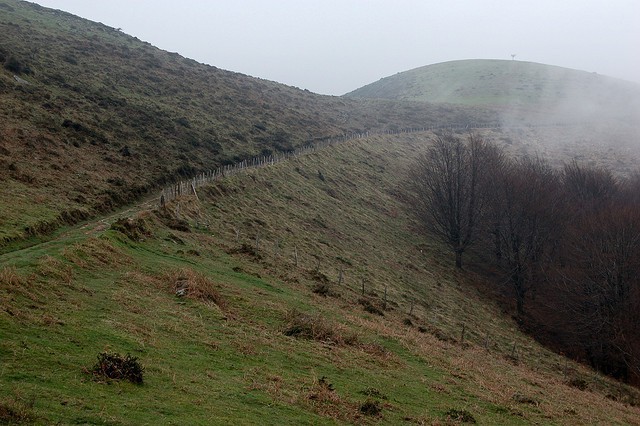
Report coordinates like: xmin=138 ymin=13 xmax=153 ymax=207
xmin=345 ymin=59 xmax=640 ymax=121
xmin=0 ymin=0 xmax=498 ymax=246
xmin=2 ymin=132 xmax=639 ymax=424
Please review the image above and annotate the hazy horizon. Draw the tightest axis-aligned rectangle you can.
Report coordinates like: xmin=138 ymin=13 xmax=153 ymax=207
xmin=31 ymin=0 xmax=640 ymax=95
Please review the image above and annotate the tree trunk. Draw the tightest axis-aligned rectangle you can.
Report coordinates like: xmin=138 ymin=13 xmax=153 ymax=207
xmin=455 ymin=249 xmax=463 ymax=269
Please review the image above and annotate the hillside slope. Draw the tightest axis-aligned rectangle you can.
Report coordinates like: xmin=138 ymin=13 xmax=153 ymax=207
xmin=0 ymin=0 xmax=497 ymax=247
xmin=345 ymin=59 xmax=640 ymax=122
xmin=2 ymin=131 xmax=639 ymax=424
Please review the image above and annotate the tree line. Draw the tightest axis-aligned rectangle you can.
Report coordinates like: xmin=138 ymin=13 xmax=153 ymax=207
xmin=408 ymin=132 xmax=640 ymax=384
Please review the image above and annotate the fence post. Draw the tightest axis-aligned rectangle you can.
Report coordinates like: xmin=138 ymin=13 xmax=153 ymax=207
xmin=383 ymin=285 xmax=387 ymax=310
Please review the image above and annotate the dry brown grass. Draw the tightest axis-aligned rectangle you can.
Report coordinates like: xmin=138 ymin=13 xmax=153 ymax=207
xmin=164 ymin=268 xmax=226 ymax=308
xmin=36 ymin=255 xmax=73 ymax=284
xmin=109 ymin=212 xmax=154 ymax=242
xmin=300 ymin=376 xmax=364 ymax=424
xmin=0 ymin=266 xmax=22 ymax=290
xmin=62 ymin=237 xmax=131 ymax=268
xmin=341 ymin=307 xmax=640 ymax=425
xmin=0 ymin=266 xmax=38 ymax=305
xmin=283 ymin=309 xmax=358 ymax=346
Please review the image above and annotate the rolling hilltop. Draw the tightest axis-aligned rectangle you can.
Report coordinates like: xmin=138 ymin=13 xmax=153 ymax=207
xmin=0 ymin=0 xmax=495 ymax=247
xmin=346 ymin=58 xmax=640 ymax=175
xmin=345 ymin=59 xmax=640 ymax=122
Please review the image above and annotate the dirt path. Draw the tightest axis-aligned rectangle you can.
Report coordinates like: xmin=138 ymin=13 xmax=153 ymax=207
xmin=0 ymin=195 xmax=161 ymax=262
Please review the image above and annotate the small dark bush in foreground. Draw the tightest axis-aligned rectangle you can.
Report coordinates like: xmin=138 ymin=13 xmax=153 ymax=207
xmin=359 ymin=399 xmax=382 ymax=416
xmin=90 ymin=351 xmax=144 ymax=384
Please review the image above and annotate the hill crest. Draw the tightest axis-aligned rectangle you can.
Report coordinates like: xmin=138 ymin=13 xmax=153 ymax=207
xmin=344 ymin=59 xmax=640 ymax=122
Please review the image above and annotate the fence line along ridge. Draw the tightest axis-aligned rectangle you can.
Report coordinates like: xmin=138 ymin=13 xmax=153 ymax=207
xmin=159 ymin=121 xmax=579 ymax=206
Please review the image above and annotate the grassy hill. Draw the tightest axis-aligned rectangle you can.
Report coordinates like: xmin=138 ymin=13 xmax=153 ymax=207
xmin=2 ymin=131 xmax=640 ymax=424
xmin=345 ymin=59 xmax=640 ymax=122
xmin=3 ymin=2 xmax=640 ymax=424
xmin=0 ymin=0 xmax=497 ymax=248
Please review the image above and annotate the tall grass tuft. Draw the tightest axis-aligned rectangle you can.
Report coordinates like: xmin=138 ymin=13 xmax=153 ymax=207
xmin=165 ymin=268 xmax=225 ymax=308
xmin=283 ymin=309 xmax=358 ymax=346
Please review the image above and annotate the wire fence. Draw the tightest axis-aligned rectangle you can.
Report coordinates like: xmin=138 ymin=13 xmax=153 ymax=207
xmin=159 ymin=121 xmax=581 ymax=206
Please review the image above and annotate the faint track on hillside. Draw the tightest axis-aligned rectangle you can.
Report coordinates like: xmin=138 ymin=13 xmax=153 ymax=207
xmin=0 ymin=121 xmax=583 ymax=260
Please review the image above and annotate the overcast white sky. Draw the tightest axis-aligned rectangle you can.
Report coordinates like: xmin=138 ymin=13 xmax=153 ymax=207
xmin=33 ymin=0 xmax=640 ymax=95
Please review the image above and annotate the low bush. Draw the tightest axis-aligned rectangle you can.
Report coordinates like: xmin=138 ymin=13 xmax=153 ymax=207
xmin=90 ymin=351 xmax=144 ymax=384
xmin=154 ymin=208 xmax=190 ymax=232
xmin=512 ymin=392 xmax=539 ymax=405
xmin=303 ymin=376 xmax=360 ymax=423
xmin=359 ymin=399 xmax=382 ymax=416
xmin=306 ymin=269 xmax=330 ymax=284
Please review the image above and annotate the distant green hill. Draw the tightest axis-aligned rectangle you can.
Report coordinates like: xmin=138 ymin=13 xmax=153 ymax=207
xmin=345 ymin=59 xmax=640 ymax=121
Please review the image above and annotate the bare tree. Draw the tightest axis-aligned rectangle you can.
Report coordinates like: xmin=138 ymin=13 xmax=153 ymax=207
xmin=408 ymin=133 xmax=502 ymax=269
xmin=489 ymin=156 xmax=565 ymax=316
xmin=562 ymin=160 xmax=618 ymax=210
xmin=557 ymin=205 xmax=640 ymax=381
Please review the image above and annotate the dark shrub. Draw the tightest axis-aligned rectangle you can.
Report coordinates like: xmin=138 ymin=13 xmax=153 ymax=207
xmin=359 ymin=399 xmax=382 ymax=416
xmin=358 ymin=298 xmax=384 ymax=316
xmin=90 ymin=351 xmax=144 ymax=384
xmin=4 ymin=56 xmax=30 ymax=74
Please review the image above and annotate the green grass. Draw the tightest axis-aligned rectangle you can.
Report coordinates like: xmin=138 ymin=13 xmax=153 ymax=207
xmin=1 ymin=3 xmax=639 ymax=424
xmin=345 ymin=59 xmax=640 ymax=121
xmin=2 ymin=132 xmax=639 ymax=424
